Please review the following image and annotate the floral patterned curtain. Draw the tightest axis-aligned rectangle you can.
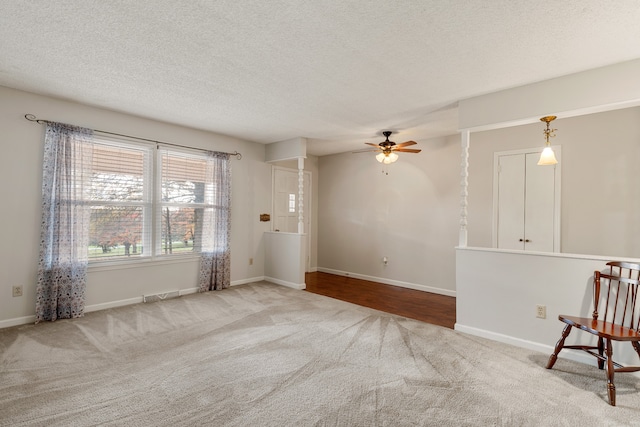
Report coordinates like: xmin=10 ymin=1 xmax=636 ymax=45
xmin=198 ymin=152 xmax=231 ymax=291
xmin=35 ymin=122 xmax=93 ymax=323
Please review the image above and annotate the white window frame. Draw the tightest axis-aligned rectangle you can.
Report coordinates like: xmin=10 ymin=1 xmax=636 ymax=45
xmin=155 ymin=146 xmax=214 ymax=259
xmin=88 ymin=135 xmax=154 ymax=264
xmin=88 ymin=136 xmax=217 ymax=266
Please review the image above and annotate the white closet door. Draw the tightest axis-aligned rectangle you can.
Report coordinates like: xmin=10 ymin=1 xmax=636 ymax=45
xmin=497 ymin=154 xmax=526 ymax=250
xmin=494 ymin=149 xmax=560 ymax=252
xmin=524 ymin=153 xmax=556 ymax=252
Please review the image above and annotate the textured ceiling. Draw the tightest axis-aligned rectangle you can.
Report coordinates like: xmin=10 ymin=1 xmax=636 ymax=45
xmin=1 ymin=1 xmax=640 ymax=156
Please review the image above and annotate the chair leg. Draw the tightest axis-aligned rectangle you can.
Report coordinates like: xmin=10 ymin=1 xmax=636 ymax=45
xmin=598 ymin=337 xmax=605 ymax=370
xmin=605 ymin=338 xmax=616 ymax=406
xmin=632 ymin=341 xmax=640 ymax=359
xmin=547 ymin=324 xmax=572 ymax=369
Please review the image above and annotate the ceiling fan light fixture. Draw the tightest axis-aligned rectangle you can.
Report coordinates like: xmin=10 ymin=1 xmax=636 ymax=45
xmin=376 ymin=151 xmax=398 ymax=164
xmin=355 ymin=131 xmax=418 ymax=165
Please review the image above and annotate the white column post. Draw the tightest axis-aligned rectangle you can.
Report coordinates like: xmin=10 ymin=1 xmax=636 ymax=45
xmin=297 ymin=157 xmax=305 ymax=234
xmin=459 ymin=130 xmax=470 ymax=247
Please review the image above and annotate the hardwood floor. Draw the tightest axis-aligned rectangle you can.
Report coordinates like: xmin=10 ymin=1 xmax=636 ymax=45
xmin=305 ymin=272 xmax=456 ymax=329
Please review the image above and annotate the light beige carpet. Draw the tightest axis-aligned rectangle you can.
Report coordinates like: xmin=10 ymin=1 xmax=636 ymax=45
xmin=1 ymin=282 xmax=640 ymax=426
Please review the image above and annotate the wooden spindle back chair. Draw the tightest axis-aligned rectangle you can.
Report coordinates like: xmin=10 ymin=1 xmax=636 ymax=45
xmin=546 ymin=261 xmax=640 ymax=406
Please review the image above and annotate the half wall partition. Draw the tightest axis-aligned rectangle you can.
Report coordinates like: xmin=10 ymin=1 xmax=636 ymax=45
xmin=456 ymin=59 xmax=640 ymax=366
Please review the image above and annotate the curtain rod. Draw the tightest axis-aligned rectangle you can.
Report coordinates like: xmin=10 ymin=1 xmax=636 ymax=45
xmin=24 ymin=114 xmax=242 ymax=160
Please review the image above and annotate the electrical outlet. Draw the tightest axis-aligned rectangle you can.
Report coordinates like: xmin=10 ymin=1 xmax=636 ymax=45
xmin=12 ymin=286 xmax=23 ymax=297
xmin=249 ymin=258 xmax=253 ymax=266
xmin=536 ymin=304 xmax=546 ymax=319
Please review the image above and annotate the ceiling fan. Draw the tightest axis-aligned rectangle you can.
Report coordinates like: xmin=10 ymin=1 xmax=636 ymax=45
xmin=353 ymin=131 xmax=421 ymax=164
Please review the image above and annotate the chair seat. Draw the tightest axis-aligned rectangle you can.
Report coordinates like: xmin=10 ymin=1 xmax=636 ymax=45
xmin=559 ymin=315 xmax=640 ymax=341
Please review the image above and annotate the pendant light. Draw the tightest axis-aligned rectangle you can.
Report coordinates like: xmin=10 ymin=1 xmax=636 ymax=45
xmin=538 ymin=115 xmax=558 ymax=165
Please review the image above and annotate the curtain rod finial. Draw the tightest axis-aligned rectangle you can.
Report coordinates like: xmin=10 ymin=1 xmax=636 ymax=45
xmin=25 ymin=113 xmax=47 ymax=124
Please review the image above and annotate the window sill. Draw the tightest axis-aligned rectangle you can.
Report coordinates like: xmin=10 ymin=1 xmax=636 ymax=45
xmin=88 ymin=254 xmax=201 ymax=272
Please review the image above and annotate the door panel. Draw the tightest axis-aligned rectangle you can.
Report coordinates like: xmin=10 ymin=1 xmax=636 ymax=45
xmin=524 ymin=153 xmax=555 ymax=252
xmin=274 ymin=169 xmax=300 ymax=233
xmin=273 ymin=168 xmax=311 ymax=235
xmin=497 ymin=154 xmax=526 ymax=250
xmin=273 ymin=167 xmax=312 ymax=271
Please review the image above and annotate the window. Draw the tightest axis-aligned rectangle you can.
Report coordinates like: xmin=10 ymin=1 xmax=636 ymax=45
xmin=288 ymin=193 xmax=296 ymax=213
xmin=158 ymin=149 xmax=213 ymax=255
xmin=88 ymin=138 xmax=152 ymax=260
xmin=85 ymin=136 xmax=218 ymax=262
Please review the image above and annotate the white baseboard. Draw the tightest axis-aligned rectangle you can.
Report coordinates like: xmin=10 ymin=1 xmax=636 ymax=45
xmin=454 ymin=323 xmax=596 ymax=366
xmin=317 ymin=267 xmax=456 ymax=297
xmin=0 ymin=276 xmax=273 ymax=330
xmin=85 ymin=297 xmax=143 ymax=313
xmin=0 ymin=315 xmax=36 ymax=329
xmin=0 ymin=298 xmax=146 ymax=329
xmin=0 ymin=296 xmax=145 ymax=329
xmin=231 ymin=276 xmax=266 ymax=286
xmin=264 ymin=276 xmax=306 ymax=290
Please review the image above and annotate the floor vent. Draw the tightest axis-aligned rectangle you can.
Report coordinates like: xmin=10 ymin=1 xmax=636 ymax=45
xmin=143 ymin=290 xmax=180 ymax=303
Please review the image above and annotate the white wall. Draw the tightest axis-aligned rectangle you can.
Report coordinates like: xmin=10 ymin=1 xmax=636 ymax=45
xmin=456 ymin=248 xmax=640 ymax=367
xmin=317 ymin=135 xmax=460 ymax=296
xmin=264 ymin=232 xmax=306 ymax=289
xmin=467 ymin=107 xmax=640 ymax=258
xmin=459 ymin=58 xmax=640 ymax=131
xmin=307 ymin=155 xmax=319 ymax=271
xmin=0 ymin=85 xmax=272 ymax=326
xmin=265 ymin=137 xmax=307 ymax=162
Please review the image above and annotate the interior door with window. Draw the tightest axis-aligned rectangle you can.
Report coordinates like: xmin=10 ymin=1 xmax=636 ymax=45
xmin=272 ymin=166 xmax=311 ymax=268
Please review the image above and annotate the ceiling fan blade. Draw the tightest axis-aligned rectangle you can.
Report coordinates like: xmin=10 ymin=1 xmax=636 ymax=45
xmin=394 ymin=148 xmax=422 ymax=153
xmin=395 ymin=140 xmax=417 ymax=148
xmin=351 ymin=148 xmax=381 ymax=153
xmin=364 ymin=142 xmax=381 ymax=147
